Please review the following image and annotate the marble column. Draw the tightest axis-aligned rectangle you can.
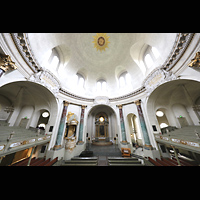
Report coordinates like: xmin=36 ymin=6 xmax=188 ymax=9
xmin=117 ymin=105 xmax=127 ymax=143
xmin=134 ymin=100 xmax=152 ymax=150
xmin=78 ymin=105 xmax=87 ymax=144
xmin=53 ymin=101 xmax=69 ymax=150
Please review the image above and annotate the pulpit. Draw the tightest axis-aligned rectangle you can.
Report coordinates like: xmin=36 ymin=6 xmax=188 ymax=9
xmin=64 ymin=112 xmax=78 ymax=152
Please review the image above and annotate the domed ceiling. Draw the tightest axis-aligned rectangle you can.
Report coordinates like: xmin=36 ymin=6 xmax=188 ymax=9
xmin=27 ymin=33 xmax=177 ymax=98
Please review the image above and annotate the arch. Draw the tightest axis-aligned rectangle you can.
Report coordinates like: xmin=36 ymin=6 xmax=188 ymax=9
xmin=147 ymin=79 xmax=200 ymax=132
xmin=87 ymin=104 xmax=118 ymax=142
xmin=0 ymin=81 xmax=58 ymax=133
xmin=127 ymin=113 xmax=142 ymax=146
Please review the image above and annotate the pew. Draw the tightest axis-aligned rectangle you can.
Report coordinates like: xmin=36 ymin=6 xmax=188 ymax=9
xmin=37 ymin=158 xmax=51 ymax=166
xmin=44 ymin=157 xmax=58 ymax=166
xmin=161 ymin=157 xmax=177 ymax=166
xmin=148 ymin=157 xmax=162 ymax=166
xmin=31 ymin=158 xmax=45 ymax=166
xmin=156 ymin=158 xmax=170 ymax=166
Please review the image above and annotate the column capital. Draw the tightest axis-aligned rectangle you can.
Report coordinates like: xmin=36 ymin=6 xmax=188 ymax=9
xmin=63 ymin=101 xmax=70 ymax=106
xmin=134 ymin=99 xmax=141 ymax=106
xmin=81 ymin=105 xmax=87 ymax=109
xmin=116 ymin=104 xmax=123 ymax=109
xmin=0 ymin=55 xmax=17 ymax=72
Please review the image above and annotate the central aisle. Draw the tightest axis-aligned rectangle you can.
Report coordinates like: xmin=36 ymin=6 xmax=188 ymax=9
xmin=89 ymin=144 xmax=122 ymax=157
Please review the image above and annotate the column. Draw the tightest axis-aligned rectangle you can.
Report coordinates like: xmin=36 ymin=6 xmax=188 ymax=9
xmin=117 ymin=105 xmax=127 ymax=144
xmin=134 ymin=100 xmax=152 ymax=150
xmin=78 ymin=105 xmax=87 ymax=144
xmin=53 ymin=101 xmax=69 ymax=150
xmin=0 ymin=55 xmax=17 ymax=77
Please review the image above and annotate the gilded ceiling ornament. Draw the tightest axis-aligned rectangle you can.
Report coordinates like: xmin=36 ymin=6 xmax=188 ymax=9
xmin=92 ymin=33 xmax=110 ymax=52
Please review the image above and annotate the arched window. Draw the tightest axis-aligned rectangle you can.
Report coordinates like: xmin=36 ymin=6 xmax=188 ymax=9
xmin=144 ymin=54 xmax=154 ymax=68
xmin=41 ymin=48 xmax=60 ymax=72
xmin=96 ymin=79 xmax=107 ymax=94
xmin=76 ymin=73 xmax=85 ymax=89
xmin=152 ymin=47 xmax=160 ymax=59
xmin=49 ymin=55 xmax=59 ymax=70
xmin=119 ymin=72 xmax=131 ymax=88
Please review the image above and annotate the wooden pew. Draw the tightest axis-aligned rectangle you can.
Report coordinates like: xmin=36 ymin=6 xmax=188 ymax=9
xmin=161 ymin=157 xmax=177 ymax=166
xmin=37 ymin=158 xmax=51 ymax=166
xmin=31 ymin=158 xmax=45 ymax=166
xmin=44 ymin=157 xmax=58 ymax=166
xmin=156 ymin=158 xmax=170 ymax=166
xmin=148 ymin=157 xmax=163 ymax=166
xmin=15 ymin=157 xmax=36 ymax=166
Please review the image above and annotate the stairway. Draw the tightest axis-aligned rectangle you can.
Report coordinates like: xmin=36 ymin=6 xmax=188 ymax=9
xmin=107 ymin=157 xmax=144 ymax=166
xmin=62 ymin=156 xmax=144 ymax=166
xmin=62 ymin=157 xmax=98 ymax=166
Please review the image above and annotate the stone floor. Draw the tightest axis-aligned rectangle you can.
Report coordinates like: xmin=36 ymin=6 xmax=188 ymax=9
xmin=89 ymin=143 xmax=122 ymax=157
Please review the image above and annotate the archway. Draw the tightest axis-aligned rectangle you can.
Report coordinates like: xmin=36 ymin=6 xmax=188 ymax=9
xmin=87 ymin=105 xmax=118 ymax=144
xmin=0 ymin=81 xmax=58 ymax=135
xmin=147 ymin=79 xmax=200 ymax=134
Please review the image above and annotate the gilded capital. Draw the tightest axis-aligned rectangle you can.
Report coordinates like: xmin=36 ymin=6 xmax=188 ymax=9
xmin=134 ymin=100 xmax=141 ymax=106
xmin=64 ymin=101 xmax=70 ymax=107
xmin=81 ymin=105 xmax=87 ymax=109
xmin=117 ymin=104 xmax=122 ymax=109
xmin=189 ymin=52 xmax=200 ymax=68
xmin=0 ymin=55 xmax=17 ymax=72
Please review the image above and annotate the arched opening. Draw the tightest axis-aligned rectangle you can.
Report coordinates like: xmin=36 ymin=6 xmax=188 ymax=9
xmin=147 ymin=79 xmax=200 ymax=134
xmin=127 ymin=113 xmax=142 ymax=146
xmin=0 ymin=81 xmax=58 ymax=136
xmin=87 ymin=105 xmax=118 ymax=144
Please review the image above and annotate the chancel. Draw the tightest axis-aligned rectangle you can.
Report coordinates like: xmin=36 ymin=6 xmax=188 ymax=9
xmin=0 ymin=33 xmax=200 ymax=166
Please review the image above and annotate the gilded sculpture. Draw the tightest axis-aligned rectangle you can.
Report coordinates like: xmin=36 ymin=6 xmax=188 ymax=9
xmin=0 ymin=55 xmax=17 ymax=72
xmin=189 ymin=52 xmax=200 ymax=68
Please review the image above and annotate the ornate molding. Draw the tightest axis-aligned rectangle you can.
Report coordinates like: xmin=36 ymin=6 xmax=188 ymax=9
xmin=162 ymin=33 xmax=195 ymax=71
xmin=143 ymin=68 xmax=177 ymax=96
xmin=10 ymin=33 xmax=42 ymax=73
xmin=28 ymin=69 xmax=61 ymax=95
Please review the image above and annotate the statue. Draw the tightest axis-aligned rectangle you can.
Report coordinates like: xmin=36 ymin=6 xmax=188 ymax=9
xmin=0 ymin=55 xmax=17 ymax=72
xmin=189 ymin=52 xmax=200 ymax=68
xmin=64 ymin=112 xmax=79 ymax=151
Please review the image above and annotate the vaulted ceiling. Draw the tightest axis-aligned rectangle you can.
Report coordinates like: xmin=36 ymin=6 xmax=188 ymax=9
xmin=27 ymin=33 xmax=177 ymax=98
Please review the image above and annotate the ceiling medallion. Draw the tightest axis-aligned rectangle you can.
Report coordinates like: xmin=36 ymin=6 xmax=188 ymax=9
xmin=92 ymin=33 xmax=110 ymax=52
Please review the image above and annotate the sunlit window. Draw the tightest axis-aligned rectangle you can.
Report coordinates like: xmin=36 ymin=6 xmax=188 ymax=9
xmin=119 ymin=72 xmax=132 ymax=89
xmin=76 ymin=73 xmax=85 ymax=89
xmin=152 ymin=47 xmax=160 ymax=59
xmin=49 ymin=55 xmax=59 ymax=70
xmin=97 ymin=80 xmax=107 ymax=94
xmin=144 ymin=54 xmax=154 ymax=68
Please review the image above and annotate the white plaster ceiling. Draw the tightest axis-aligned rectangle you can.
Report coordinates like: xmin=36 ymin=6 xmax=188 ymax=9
xmin=27 ymin=33 xmax=177 ymax=98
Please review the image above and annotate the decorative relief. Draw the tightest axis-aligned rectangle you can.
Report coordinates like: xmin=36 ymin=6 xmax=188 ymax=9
xmin=94 ymin=96 xmax=110 ymax=105
xmin=28 ymin=69 xmax=61 ymax=95
xmin=92 ymin=33 xmax=110 ymax=52
xmin=143 ymin=68 xmax=176 ymax=96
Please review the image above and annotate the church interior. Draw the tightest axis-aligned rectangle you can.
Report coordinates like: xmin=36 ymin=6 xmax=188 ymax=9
xmin=0 ymin=33 xmax=199 ymax=166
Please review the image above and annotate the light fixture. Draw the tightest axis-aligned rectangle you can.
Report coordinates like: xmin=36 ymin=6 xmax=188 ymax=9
xmin=156 ymin=111 xmax=164 ymax=117
xmin=42 ymin=112 xmax=49 ymax=118
xmin=99 ymin=117 xmax=104 ymax=122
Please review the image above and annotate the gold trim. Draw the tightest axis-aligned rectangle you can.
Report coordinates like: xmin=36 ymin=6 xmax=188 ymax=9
xmin=92 ymin=33 xmax=110 ymax=52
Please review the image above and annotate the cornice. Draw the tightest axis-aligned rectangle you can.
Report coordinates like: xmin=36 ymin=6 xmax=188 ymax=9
xmin=9 ymin=33 xmax=195 ymax=103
